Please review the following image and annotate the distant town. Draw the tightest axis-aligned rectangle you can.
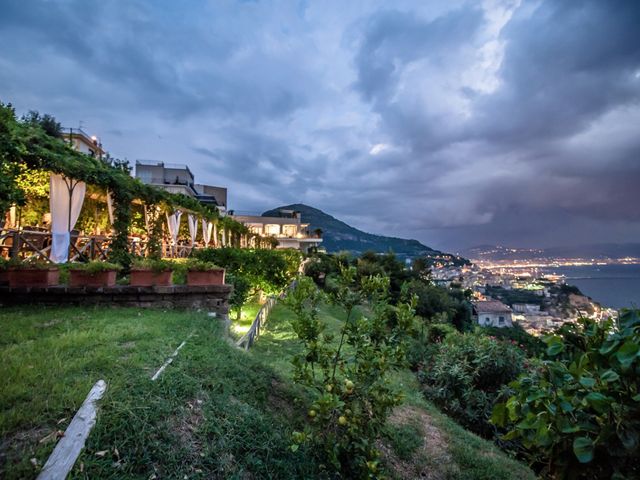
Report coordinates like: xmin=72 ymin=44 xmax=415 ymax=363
xmin=430 ymin=247 xmax=625 ymax=335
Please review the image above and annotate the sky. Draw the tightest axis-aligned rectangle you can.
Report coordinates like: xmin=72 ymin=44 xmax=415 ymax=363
xmin=1 ymin=0 xmax=639 ymax=251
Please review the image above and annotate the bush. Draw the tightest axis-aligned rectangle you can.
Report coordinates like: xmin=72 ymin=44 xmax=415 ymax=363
xmin=479 ymin=324 xmax=545 ymax=358
xmin=287 ymin=270 xmax=416 ymax=478
xmin=193 ymin=248 xmax=301 ymax=294
xmin=130 ymin=257 xmax=173 ymax=272
xmin=418 ymin=331 xmax=526 ymax=437
xmin=491 ymin=310 xmax=640 ymax=479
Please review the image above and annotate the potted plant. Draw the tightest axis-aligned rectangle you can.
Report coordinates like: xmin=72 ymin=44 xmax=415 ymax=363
xmin=7 ymin=258 xmax=60 ymax=288
xmin=130 ymin=257 xmax=174 ymax=286
xmin=185 ymin=259 xmax=225 ymax=286
xmin=68 ymin=261 xmax=122 ymax=288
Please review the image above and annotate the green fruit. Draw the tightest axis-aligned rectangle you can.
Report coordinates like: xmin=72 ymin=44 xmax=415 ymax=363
xmin=308 ymin=409 xmax=317 ymax=418
xmin=326 ymin=384 xmax=333 ymax=392
xmin=345 ymin=380 xmax=354 ymax=389
xmin=338 ymin=416 xmax=348 ymax=426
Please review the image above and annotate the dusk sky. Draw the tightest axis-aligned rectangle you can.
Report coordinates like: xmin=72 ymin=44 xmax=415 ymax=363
xmin=1 ymin=0 xmax=639 ymax=251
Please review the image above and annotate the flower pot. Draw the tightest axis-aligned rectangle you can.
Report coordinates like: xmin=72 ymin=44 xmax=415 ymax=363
xmin=186 ymin=268 xmax=225 ymax=286
xmin=69 ymin=269 xmax=117 ymax=288
xmin=8 ymin=268 xmax=60 ymax=288
xmin=130 ymin=268 xmax=173 ymax=287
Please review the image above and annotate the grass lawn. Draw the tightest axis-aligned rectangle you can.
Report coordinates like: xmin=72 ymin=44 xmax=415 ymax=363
xmin=1 ymin=301 xmax=535 ymax=479
xmin=0 ymin=305 xmax=318 ymax=479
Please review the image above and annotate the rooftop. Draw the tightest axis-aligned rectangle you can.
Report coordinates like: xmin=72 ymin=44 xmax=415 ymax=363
xmin=473 ymin=300 xmax=512 ymax=314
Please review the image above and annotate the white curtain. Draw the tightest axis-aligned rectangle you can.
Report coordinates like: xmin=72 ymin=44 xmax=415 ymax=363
xmin=49 ymin=174 xmax=86 ymax=263
xmin=166 ymin=210 xmax=182 ymax=245
xmin=188 ymin=214 xmax=198 ymax=245
xmin=106 ymin=189 xmax=115 ymax=226
xmin=202 ymin=219 xmax=213 ymax=247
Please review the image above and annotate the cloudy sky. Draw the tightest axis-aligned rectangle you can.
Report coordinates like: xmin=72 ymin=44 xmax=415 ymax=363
xmin=1 ymin=0 xmax=639 ymax=251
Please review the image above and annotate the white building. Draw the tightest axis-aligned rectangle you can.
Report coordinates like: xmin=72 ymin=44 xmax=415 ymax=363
xmin=473 ymin=300 xmax=513 ymax=328
xmin=232 ymin=209 xmax=322 ymax=253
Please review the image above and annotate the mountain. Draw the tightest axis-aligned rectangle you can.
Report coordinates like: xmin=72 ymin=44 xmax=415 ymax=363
xmin=463 ymin=243 xmax=640 ymax=262
xmin=261 ymin=204 xmax=439 ymax=259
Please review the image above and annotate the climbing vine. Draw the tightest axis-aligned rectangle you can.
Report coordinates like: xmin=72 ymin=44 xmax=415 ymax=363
xmin=0 ymin=102 xmax=266 ymax=262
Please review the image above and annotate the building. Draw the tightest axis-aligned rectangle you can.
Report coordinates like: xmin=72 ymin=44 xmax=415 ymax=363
xmin=512 ymin=303 xmax=541 ymax=314
xmin=135 ymin=161 xmax=227 ymax=213
xmin=473 ymin=300 xmax=513 ymax=328
xmin=65 ymin=127 xmax=105 ymax=158
xmin=232 ymin=209 xmax=322 ymax=253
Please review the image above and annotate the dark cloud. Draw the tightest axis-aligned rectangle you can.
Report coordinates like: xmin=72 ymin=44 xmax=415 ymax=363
xmin=1 ymin=0 xmax=639 ymax=250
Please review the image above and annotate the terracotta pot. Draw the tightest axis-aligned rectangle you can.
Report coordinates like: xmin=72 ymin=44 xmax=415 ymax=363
xmin=69 ymin=269 xmax=117 ymax=288
xmin=129 ymin=268 xmax=173 ymax=287
xmin=186 ymin=268 xmax=225 ymax=286
xmin=8 ymin=268 xmax=60 ymax=288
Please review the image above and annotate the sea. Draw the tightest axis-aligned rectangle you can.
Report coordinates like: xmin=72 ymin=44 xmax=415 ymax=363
xmin=539 ymin=264 xmax=640 ymax=310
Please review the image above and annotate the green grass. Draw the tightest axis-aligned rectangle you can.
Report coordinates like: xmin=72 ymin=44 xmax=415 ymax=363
xmin=229 ymin=299 xmax=263 ymax=337
xmin=0 ymin=306 xmax=319 ymax=479
xmin=1 ymin=301 xmax=535 ymax=479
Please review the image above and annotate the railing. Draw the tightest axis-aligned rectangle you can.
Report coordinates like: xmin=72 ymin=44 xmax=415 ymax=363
xmin=236 ymin=296 xmax=277 ymax=350
xmin=0 ymin=228 xmax=204 ymax=262
xmin=235 ymin=279 xmax=298 ymax=350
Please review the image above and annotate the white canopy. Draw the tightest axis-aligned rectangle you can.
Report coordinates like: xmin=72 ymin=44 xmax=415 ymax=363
xmin=187 ymin=214 xmax=198 ymax=246
xmin=49 ymin=174 xmax=86 ymax=263
xmin=202 ymin=219 xmax=213 ymax=247
xmin=166 ymin=210 xmax=182 ymax=245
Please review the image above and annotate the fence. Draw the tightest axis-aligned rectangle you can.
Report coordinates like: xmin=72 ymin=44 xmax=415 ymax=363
xmin=235 ymin=279 xmax=297 ymax=350
xmin=0 ymin=228 xmax=201 ymax=262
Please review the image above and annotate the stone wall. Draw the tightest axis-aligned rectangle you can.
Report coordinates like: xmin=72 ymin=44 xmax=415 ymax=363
xmin=0 ymin=284 xmax=232 ymax=315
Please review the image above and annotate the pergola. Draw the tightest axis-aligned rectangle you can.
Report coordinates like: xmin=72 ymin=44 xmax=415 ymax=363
xmin=0 ymin=104 xmax=273 ymax=264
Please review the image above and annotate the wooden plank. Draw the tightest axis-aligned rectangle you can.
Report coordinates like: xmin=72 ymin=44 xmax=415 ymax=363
xmin=151 ymin=334 xmax=193 ymax=381
xmin=37 ymin=380 xmax=107 ymax=480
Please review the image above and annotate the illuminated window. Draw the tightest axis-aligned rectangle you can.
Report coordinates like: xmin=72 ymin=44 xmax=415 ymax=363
xmin=265 ymin=224 xmax=280 ymax=236
xmin=282 ymin=225 xmax=297 ymax=237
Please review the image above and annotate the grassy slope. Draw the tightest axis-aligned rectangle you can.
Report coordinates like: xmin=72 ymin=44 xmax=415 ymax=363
xmin=0 ymin=306 xmax=318 ymax=479
xmin=1 ymin=303 xmax=534 ymax=479
xmin=251 ymin=302 xmax=536 ymax=480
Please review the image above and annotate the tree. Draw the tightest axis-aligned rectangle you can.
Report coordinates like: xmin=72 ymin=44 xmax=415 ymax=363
xmin=287 ymin=269 xmax=417 ymax=478
xmin=492 ymin=311 xmax=640 ymax=479
xmin=21 ymin=110 xmax=62 ymax=138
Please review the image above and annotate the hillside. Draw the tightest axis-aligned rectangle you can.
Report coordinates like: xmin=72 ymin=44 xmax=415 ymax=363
xmin=262 ymin=204 xmax=438 ymax=259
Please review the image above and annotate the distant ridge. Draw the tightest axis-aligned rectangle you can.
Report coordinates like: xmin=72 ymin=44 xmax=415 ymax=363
xmin=464 ymin=243 xmax=640 ymax=262
xmin=261 ymin=203 xmax=438 ymax=258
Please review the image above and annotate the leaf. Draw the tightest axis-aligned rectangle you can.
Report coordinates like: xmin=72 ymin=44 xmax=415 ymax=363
xmin=545 ymin=336 xmax=565 ymax=356
xmin=573 ymin=437 xmax=594 ymax=463
xmin=615 ymin=341 xmax=639 ymax=368
xmin=584 ymin=392 xmax=612 ymax=414
xmin=491 ymin=402 xmax=507 ymax=427
xmin=600 ymin=369 xmax=620 ymax=383
xmin=579 ymin=376 xmax=596 ymax=388
xmin=599 ymin=339 xmax=620 ymax=355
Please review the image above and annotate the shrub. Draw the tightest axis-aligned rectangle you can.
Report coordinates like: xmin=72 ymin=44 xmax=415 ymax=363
xmin=184 ymin=258 xmax=220 ymax=271
xmin=68 ymin=261 xmax=122 ymax=273
xmin=227 ymin=273 xmax=252 ymax=320
xmin=193 ymin=248 xmax=301 ymax=294
xmin=479 ymin=324 xmax=545 ymax=358
xmin=418 ymin=331 xmax=526 ymax=437
xmin=130 ymin=257 xmax=173 ymax=272
xmin=287 ymin=270 xmax=416 ymax=478
xmin=491 ymin=311 xmax=640 ymax=479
